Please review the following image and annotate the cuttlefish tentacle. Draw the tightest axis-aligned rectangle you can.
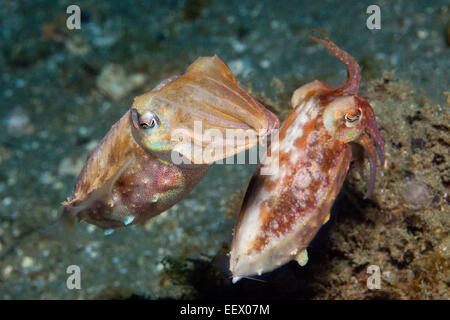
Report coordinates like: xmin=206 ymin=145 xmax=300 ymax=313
xmin=353 ymin=97 xmax=385 ymax=198
xmin=366 ymin=116 xmax=385 ymax=166
xmin=356 ymin=133 xmax=377 ymax=199
xmin=351 ymin=143 xmax=365 ymax=180
xmin=309 ymin=29 xmax=361 ymax=95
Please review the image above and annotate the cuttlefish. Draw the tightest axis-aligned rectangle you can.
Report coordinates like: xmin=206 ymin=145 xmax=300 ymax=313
xmin=56 ymin=55 xmax=278 ymax=233
xmin=230 ymin=31 xmax=384 ymax=282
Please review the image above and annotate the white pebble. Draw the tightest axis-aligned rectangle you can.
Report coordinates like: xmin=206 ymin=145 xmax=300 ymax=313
xmin=1 ymin=197 xmax=12 ymax=206
xmin=260 ymin=59 xmax=271 ymax=69
xmin=85 ymin=140 xmax=99 ymax=152
xmin=96 ymin=64 xmax=147 ymax=100
xmin=21 ymin=256 xmax=35 ymax=268
xmin=2 ymin=265 xmax=13 ymax=278
xmin=58 ymin=157 xmax=83 ymax=176
xmin=231 ymin=39 xmax=247 ymax=53
xmin=155 ymin=262 xmax=164 ymax=272
xmin=416 ymin=30 xmax=428 ymax=39
xmin=6 ymin=107 xmax=34 ymax=136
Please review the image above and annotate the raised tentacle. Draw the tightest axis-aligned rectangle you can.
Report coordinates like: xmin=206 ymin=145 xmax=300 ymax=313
xmin=308 ymin=29 xmax=361 ymax=95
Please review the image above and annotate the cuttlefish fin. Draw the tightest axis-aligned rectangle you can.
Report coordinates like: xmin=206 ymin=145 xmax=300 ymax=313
xmin=152 ymin=55 xmax=279 ymax=165
xmin=185 ymin=55 xmax=279 ymax=136
xmin=185 ymin=55 xmax=237 ymax=84
xmin=151 ymin=75 xmax=181 ymax=92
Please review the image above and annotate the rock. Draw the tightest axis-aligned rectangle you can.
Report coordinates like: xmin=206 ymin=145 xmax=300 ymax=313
xmin=58 ymin=156 xmax=84 ymax=176
xmin=5 ymin=107 xmax=35 ymax=136
xmin=2 ymin=266 xmax=13 ymax=279
xmin=401 ymin=178 xmax=434 ymax=209
xmin=231 ymin=39 xmax=247 ymax=53
xmin=65 ymin=35 xmax=91 ymax=56
xmin=21 ymin=256 xmax=35 ymax=269
xmin=96 ymin=64 xmax=147 ymax=100
xmin=228 ymin=59 xmax=252 ymax=78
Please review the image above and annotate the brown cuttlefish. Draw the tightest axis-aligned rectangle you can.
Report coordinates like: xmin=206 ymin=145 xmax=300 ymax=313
xmin=53 ymin=55 xmax=278 ymax=235
xmin=230 ymin=31 xmax=385 ymax=282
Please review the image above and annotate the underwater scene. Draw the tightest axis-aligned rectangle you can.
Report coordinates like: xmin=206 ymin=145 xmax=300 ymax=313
xmin=0 ymin=0 xmax=448 ymax=300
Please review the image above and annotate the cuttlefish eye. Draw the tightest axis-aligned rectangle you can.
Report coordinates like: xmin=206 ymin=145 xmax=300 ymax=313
xmin=344 ymin=108 xmax=362 ymax=127
xmin=131 ymin=108 xmax=160 ymax=135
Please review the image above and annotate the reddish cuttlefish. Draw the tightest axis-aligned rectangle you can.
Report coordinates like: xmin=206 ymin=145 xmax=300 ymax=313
xmin=53 ymin=55 xmax=278 ymax=234
xmin=230 ymin=31 xmax=385 ymax=282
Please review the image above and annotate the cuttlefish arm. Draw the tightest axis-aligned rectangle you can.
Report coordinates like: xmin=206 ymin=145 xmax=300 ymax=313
xmin=62 ymin=110 xmax=135 ymax=208
xmin=40 ymin=111 xmax=136 ymax=237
